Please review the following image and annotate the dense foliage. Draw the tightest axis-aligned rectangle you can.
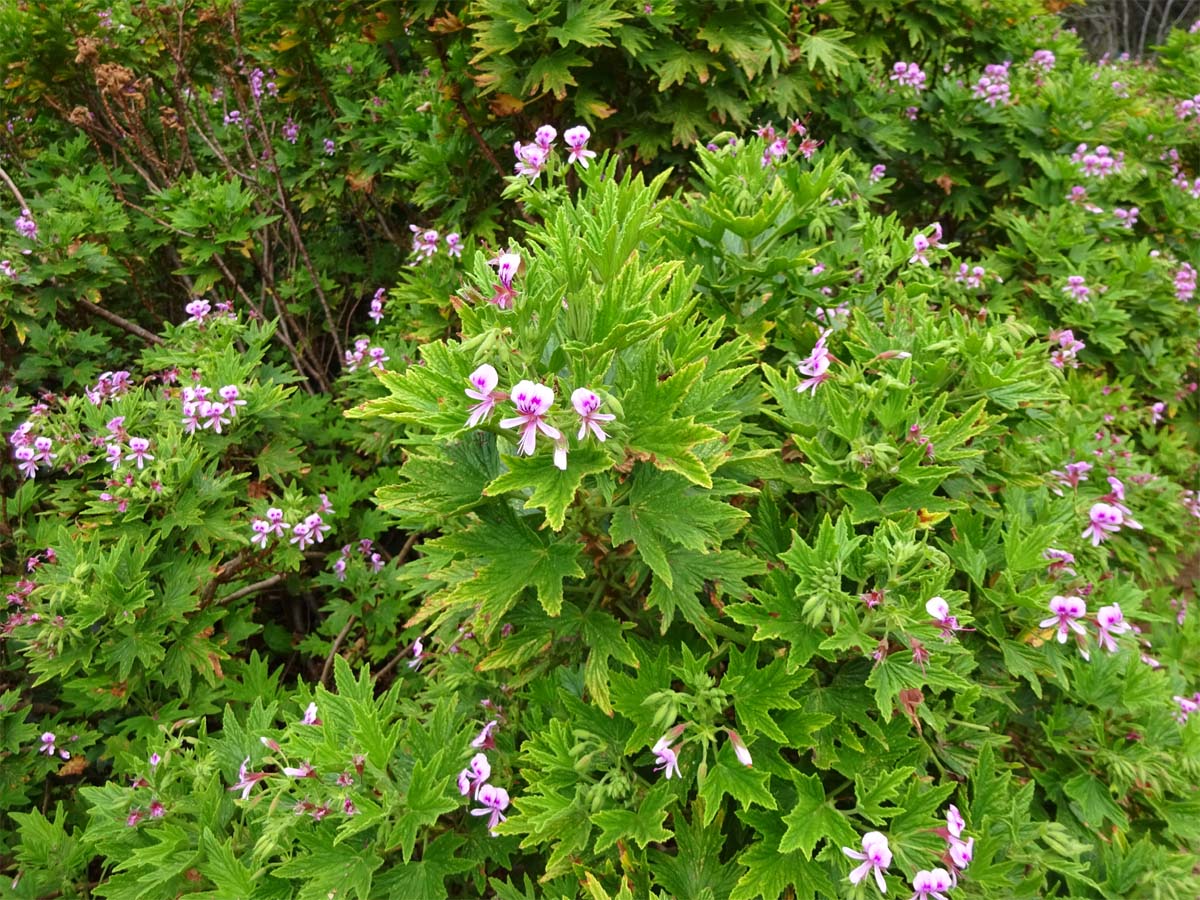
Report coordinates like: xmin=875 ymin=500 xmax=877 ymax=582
xmin=1 ymin=1 xmax=1198 ymax=898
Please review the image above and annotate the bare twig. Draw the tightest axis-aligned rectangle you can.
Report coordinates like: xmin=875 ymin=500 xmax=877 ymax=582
xmin=79 ymin=299 xmax=165 ymax=345
xmin=0 ymin=163 xmax=29 ymax=209
xmin=320 ymin=614 xmax=358 ymax=687
xmin=218 ymin=573 xmax=285 ymax=606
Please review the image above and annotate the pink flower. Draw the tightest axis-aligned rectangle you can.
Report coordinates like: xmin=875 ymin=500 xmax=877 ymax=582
xmin=301 ymin=702 xmax=321 ymax=726
xmin=124 ymin=437 xmax=153 ymax=469
xmin=925 ymin=596 xmax=964 ymax=640
xmin=948 ymin=835 xmax=974 ymax=873
xmin=651 ymin=726 xmax=686 ymax=780
xmin=458 ymin=752 xmax=491 ymax=798
xmin=407 ymin=636 xmax=426 ymax=670
xmin=14 ymin=208 xmax=38 ymax=240
xmin=564 ymin=125 xmax=596 ymax=167
xmin=487 ymin=252 xmax=521 ymax=309
xmin=445 ymin=232 xmax=463 ymax=258
xmin=726 ymin=729 xmax=752 ymax=767
xmin=466 ymin=364 xmax=503 ymax=427
xmin=250 ymin=519 xmax=271 ymax=548
xmin=842 ymin=831 xmax=892 ymax=892
xmin=1095 ymin=603 xmax=1131 ymax=653
xmin=571 ymin=388 xmax=616 ymax=442
xmin=869 ymin=164 xmax=886 ymax=183
xmin=228 ymin=756 xmax=269 ymax=800
xmin=471 ymin=719 xmax=499 ymax=750
xmin=500 ymin=381 xmax=561 ymax=456
xmin=1043 ymin=547 xmax=1076 ymax=578
xmin=513 ymin=142 xmax=549 ymax=178
xmin=282 ymin=761 xmax=316 ymax=779
xmin=471 ymin=783 xmax=510 ymax=836
xmin=795 ymin=330 xmax=833 ymax=396
xmin=15 ymin=446 xmax=37 ymax=479
xmin=1081 ymin=501 xmax=1128 ymax=546
xmin=1040 ymin=595 xmax=1087 ymax=643
xmin=890 ymin=61 xmax=927 ymax=91
xmin=534 ymin=124 xmax=557 ymax=149
xmin=946 ymin=804 xmax=965 ymax=839
xmin=265 ymin=507 xmax=290 ymax=538
xmin=1062 ymin=275 xmax=1091 ymax=303
xmin=909 ymin=868 xmax=952 ymax=900
xmin=368 ymin=288 xmax=385 ymax=324
xmin=1049 ymin=460 xmax=1092 ymax=493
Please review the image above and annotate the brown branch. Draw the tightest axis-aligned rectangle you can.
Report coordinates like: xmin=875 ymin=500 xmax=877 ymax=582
xmin=218 ymin=573 xmax=284 ymax=606
xmin=79 ymin=299 xmax=164 ymax=345
xmin=431 ymin=36 xmax=507 ymax=179
xmin=0 ymin=162 xmax=29 ymax=209
xmin=320 ymin=614 xmax=358 ymax=687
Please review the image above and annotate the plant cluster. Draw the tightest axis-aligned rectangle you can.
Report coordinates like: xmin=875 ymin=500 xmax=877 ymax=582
xmin=1 ymin=2 xmax=1198 ymax=898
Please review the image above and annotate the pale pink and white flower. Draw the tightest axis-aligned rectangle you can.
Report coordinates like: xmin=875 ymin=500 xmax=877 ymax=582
xmin=795 ymin=330 xmax=833 ymax=395
xmin=564 ymin=125 xmax=596 ymax=167
xmin=909 ymin=868 xmax=952 ymax=900
xmin=465 ymin=364 xmax=503 ymax=427
xmin=571 ymin=388 xmax=616 ymax=442
xmin=228 ymin=757 xmax=269 ymax=800
xmin=726 ymin=729 xmax=752 ymax=767
xmin=457 ymin=752 xmax=491 ymax=798
xmin=1081 ymin=501 xmax=1129 ymax=546
xmin=1095 ymin=603 xmax=1131 ymax=653
xmin=1040 ymin=595 xmax=1088 ymax=643
xmin=471 ymin=783 xmax=510 ymax=836
xmin=125 ymin=437 xmax=153 ymax=469
xmin=500 ymin=381 xmax=561 ymax=456
xmin=471 ymin=719 xmax=499 ymax=750
xmin=842 ymin=831 xmax=892 ymax=892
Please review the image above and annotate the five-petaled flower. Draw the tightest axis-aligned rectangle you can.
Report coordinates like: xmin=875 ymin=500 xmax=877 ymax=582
xmin=1095 ymin=603 xmax=1131 ymax=653
xmin=842 ymin=831 xmax=892 ymax=892
xmin=457 ymin=752 xmax=491 ymax=798
xmin=1040 ymin=595 xmax=1087 ymax=644
xmin=651 ymin=727 xmax=685 ymax=780
xmin=1081 ymin=501 xmax=1129 ymax=546
xmin=795 ymin=330 xmax=833 ymax=395
xmin=125 ymin=437 xmax=153 ymax=469
xmin=564 ymin=125 xmax=596 ymax=167
xmin=228 ymin=756 xmax=269 ymax=800
xmin=488 ymin=252 xmax=521 ymax=309
xmin=571 ymin=388 xmax=616 ymax=442
xmin=471 ymin=783 xmax=510 ymax=836
xmin=500 ymin=381 xmax=561 ymax=456
xmin=909 ymin=868 xmax=952 ymax=900
xmin=466 ymin=364 xmax=503 ymax=427
xmin=471 ymin=719 xmax=499 ymax=750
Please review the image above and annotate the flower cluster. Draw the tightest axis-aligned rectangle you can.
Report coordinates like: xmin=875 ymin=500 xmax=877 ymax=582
xmin=795 ymin=329 xmax=833 ymax=396
xmin=180 ymin=384 xmax=246 ymax=435
xmin=890 ymin=61 xmax=927 ymax=91
xmin=512 ymin=123 xmax=596 ymax=178
xmin=14 ymin=207 xmax=37 ymax=241
xmin=456 ymin=719 xmax=509 ymax=837
xmin=84 ymin=369 xmax=133 ymax=405
xmin=909 ymin=223 xmax=948 ymax=266
xmin=1061 ymin=274 xmax=1091 ymax=303
xmin=9 ymin=422 xmax=55 ymax=480
xmin=954 ymin=263 xmax=1001 ymax=290
xmin=1112 ymin=206 xmax=1138 ymax=229
xmin=486 ymin=251 xmax=521 ymax=310
xmin=1048 ymin=328 xmax=1085 ymax=368
xmin=842 ymin=804 xmax=973 ymax=897
xmin=183 ymin=297 xmax=235 ymax=325
xmin=1029 ymin=49 xmax=1056 ymax=73
xmin=756 ymin=121 xmax=821 ymax=167
xmin=368 ymin=288 xmax=385 ymax=324
xmin=1070 ymin=143 xmax=1124 ymax=178
xmin=1175 ymin=94 xmax=1200 ymax=121
xmin=251 ymin=497 xmax=332 ymax=552
xmin=343 ymin=339 xmax=388 ymax=372
xmin=1174 ymin=692 xmax=1200 ymax=724
xmin=465 ymin=365 xmax=616 ymax=469
xmin=409 ymin=225 xmax=440 ymax=260
xmin=1039 ymin=596 xmax=1132 ymax=660
xmin=1175 ymin=262 xmax=1196 ymax=303
xmin=972 ymin=62 xmax=1012 ymax=106
xmin=331 ymin=538 xmax=385 ymax=581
